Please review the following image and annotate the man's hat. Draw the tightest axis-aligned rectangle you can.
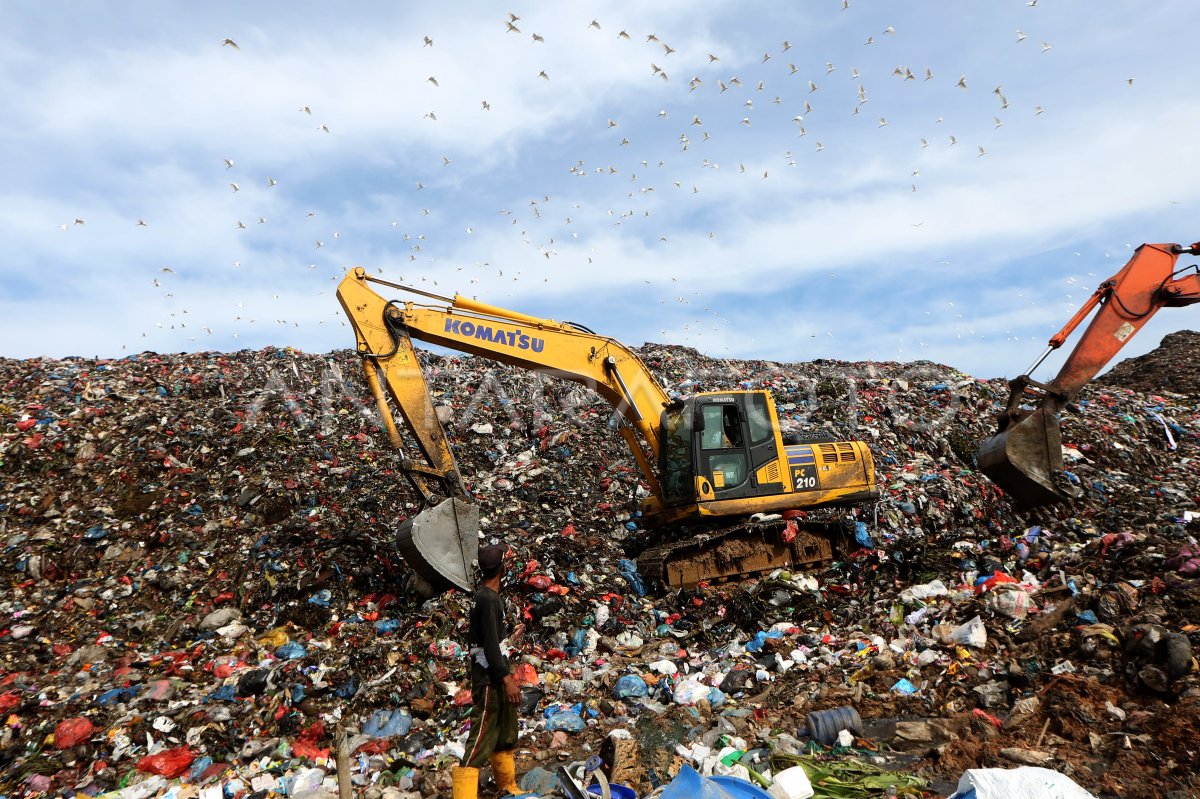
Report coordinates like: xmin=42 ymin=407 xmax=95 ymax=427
xmin=478 ymin=543 xmax=508 ymax=578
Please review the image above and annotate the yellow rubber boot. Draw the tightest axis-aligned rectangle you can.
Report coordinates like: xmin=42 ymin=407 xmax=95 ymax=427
xmin=489 ymin=750 xmax=520 ymax=796
xmin=452 ymin=766 xmax=478 ymax=799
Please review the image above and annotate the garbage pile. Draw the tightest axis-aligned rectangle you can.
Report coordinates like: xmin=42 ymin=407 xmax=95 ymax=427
xmin=1 ymin=333 xmax=1197 ymax=799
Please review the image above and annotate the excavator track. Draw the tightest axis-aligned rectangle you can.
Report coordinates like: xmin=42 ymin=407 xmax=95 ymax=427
xmin=636 ymin=519 xmax=842 ymax=589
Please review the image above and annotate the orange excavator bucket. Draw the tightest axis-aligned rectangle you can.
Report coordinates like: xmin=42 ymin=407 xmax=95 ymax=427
xmin=977 ymin=408 xmax=1081 ymax=508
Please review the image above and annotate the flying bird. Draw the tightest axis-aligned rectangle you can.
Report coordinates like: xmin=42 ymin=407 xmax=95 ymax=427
xmin=267 ymin=177 xmax=278 ymax=187
xmin=427 ymin=76 xmax=439 ymax=86
xmin=424 ymin=35 xmax=433 ymax=46
xmin=537 ymin=70 xmax=549 ymax=80
xmin=481 ymin=100 xmax=491 ymax=110
xmin=956 ymin=75 xmax=967 ymax=89
xmin=230 ymin=182 xmax=240 ymax=192
xmin=222 ymin=38 xmax=239 ymax=49
xmin=224 ymin=159 xmax=234 ymax=169
xmin=589 ymin=19 xmax=601 ymax=29
xmin=1016 ymin=30 xmax=1027 ymax=42
xmin=617 ymin=30 xmax=630 ymax=40
xmin=506 ymin=20 xmax=520 ymax=32
xmin=136 ymin=219 xmax=148 ymax=227
xmin=300 ymin=105 xmax=311 ymax=114
xmin=1041 ymin=41 xmax=1052 ymax=53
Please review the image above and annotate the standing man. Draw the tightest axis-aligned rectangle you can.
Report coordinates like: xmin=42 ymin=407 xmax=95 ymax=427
xmin=453 ymin=543 xmax=522 ymax=799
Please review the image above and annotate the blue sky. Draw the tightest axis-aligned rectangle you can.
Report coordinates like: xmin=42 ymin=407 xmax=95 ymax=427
xmin=4 ymin=1 xmax=1199 ymax=378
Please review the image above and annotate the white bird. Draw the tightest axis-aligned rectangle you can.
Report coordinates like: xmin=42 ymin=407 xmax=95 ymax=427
xmin=826 ymin=62 xmax=836 ymax=73
xmin=424 ymin=35 xmax=433 ymax=46
xmin=481 ymin=100 xmax=491 ymax=110
xmin=236 ymin=221 xmax=247 ymax=230
xmin=1041 ymin=41 xmax=1052 ymax=53
xmin=807 ymin=80 xmax=818 ymax=93
xmin=230 ymin=182 xmax=239 ymax=192
xmin=993 ymin=116 xmax=1003 ymax=128
xmin=318 ymin=123 xmax=330 ymax=132
xmin=423 ymin=112 xmax=436 ymax=121
xmin=300 ymin=105 xmax=311 ymax=114
xmin=1035 ymin=105 xmax=1045 ymax=115
xmin=532 ymin=33 xmax=545 ymax=43
xmin=588 ymin=19 xmax=600 ymax=29
xmin=315 ymin=240 xmax=324 ymax=249
xmin=864 ymin=36 xmax=874 ymax=45
xmin=783 ymin=40 xmax=792 ymax=51
xmin=977 ymin=145 xmax=987 ymax=157
xmin=617 ymin=30 xmax=630 ymax=40
xmin=159 ymin=266 xmax=175 ymax=273
xmin=222 ymin=38 xmax=239 ymax=49
xmin=224 ymin=159 xmax=234 ymax=169
xmin=815 ymin=141 xmax=824 ymax=151
xmin=956 ymin=75 xmax=967 ymax=89
xmin=851 ymin=67 xmax=861 ymax=79
xmin=1016 ymin=30 xmax=1027 ymax=42
xmin=878 ymin=117 xmax=888 ymax=127
xmin=506 ymin=21 xmax=520 ymax=33
xmin=267 ymin=177 xmax=278 ymax=187
xmin=949 ymin=135 xmax=958 ymax=145
xmin=427 ymin=76 xmax=439 ymax=86
xmin=883 ymin=25 xmax=895 ymax=34
xmin=924 ymin=67 xmax=933 ymax=81
xmin=136 ymin=219 xmax=148 ymax=227
xmin=537 ymin=70 xmax=549 ymax=80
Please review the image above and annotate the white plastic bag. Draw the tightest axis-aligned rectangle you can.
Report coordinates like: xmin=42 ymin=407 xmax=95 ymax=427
xmin=951 ymin=767 xmax=1097 ymax=799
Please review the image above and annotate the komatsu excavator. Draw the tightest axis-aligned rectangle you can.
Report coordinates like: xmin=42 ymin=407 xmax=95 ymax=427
xmin=337 ymin=268 xmax=878 ymax=593
xmin=979 ymin=241 xmax=1200 ymax=508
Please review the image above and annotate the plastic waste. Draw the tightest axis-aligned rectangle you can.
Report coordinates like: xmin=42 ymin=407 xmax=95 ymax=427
xmin=53 ymin=717 xmax=95 ymax=749
xmin=547 ymin=709 xmax=586 ymax=732
xmin=766 ymin=766 xmax=814 ymax=799
xmin=614 ymin=674 xmax=649 ymax=699
xmin=949 ymin=767 xmax=1097 ymax=799
xmin=805 ymin=706 xmax=863 ymax=745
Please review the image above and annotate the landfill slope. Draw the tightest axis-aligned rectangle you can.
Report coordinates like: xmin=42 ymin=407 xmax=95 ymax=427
xmin=1095 ymin=329 xmax=1200 ymax=394
xmin=0 ymin=338 xmax=1197 ymax=799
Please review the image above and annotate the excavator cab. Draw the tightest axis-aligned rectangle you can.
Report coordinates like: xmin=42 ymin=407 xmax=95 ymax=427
xmin=661 ymin=393 xmax=787 ymax=507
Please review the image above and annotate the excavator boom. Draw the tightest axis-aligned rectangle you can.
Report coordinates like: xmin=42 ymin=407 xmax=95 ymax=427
xmin=979 ymin=241 xmax=1200 ymax=508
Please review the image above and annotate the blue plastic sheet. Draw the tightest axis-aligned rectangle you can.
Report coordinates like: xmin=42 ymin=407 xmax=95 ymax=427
xmin=660 ymin=765 xmax=770 ymax=799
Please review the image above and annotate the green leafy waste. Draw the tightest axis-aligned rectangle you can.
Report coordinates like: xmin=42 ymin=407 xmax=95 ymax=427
xmin=771 ymin=753 xmax=930 ymax=798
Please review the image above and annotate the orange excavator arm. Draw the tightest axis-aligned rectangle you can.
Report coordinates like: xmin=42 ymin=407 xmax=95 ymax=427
xmin=979 ymin=241 xmax=1200 ymax=507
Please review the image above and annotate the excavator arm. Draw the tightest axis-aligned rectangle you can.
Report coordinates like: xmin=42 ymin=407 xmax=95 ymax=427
xmin=979 ymin=241 xmax=1200 ymax=507
xmin=337 ymin=268 xmax=675 ymax=592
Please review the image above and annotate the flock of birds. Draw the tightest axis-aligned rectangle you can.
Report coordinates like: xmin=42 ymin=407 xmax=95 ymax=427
xmin=51 ymin=4 xmax=1145 ymax=357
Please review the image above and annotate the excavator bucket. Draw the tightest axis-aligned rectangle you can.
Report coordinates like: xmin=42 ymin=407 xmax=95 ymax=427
xmin=396 ymin=498 xmax=480 ymax=597
xmin=978 ymin=408 xmax=1081 ymax=508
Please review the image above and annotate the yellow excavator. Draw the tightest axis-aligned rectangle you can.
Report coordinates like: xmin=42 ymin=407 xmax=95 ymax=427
xmin=337 ymin=268 xmax=877 ymax=592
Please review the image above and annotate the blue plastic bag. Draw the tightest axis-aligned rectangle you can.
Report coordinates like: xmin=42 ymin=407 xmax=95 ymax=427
xmin=614 ymin=674 xmax=648 ymax=699
xmin=618 ymin=559 xmax=646 ymax=596
xmin=546 ymin=710 xmax=585 ymax=733
xmin=855 ymin=521 xmax=874 ymax=549
xmin=364 ymin=709 xmax=413 ymax=739
xmin=275 ymin=642 xmax=307 ymax=660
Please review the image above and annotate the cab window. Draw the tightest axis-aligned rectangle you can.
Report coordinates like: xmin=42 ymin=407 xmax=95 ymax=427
xmin=700 ymin=404 xmax=742 ymax=450
xmin=746 ymin=393 xmax=773 ymax=444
